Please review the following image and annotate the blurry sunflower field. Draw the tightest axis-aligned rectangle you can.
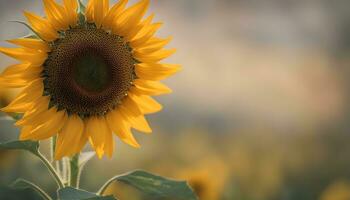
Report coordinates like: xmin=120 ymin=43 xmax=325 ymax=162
xmin=1 ymin=0 xmax=350 ymax=200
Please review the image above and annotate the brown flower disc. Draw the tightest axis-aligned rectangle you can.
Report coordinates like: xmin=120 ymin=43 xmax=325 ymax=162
xmin=43 ymin=27 xmax=135 ymax=117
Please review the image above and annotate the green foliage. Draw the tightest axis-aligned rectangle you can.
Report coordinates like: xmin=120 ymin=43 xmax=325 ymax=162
xmin=0 ymin=186 xmax=44 ymax=200
xmin=0 ymin=140 xmax=65 ymax=188
xmin=100 ymin=170 xmax=198 ymax=200
xmin=0 ymin=179 xmax=48 ymax=200
xmin=0 ymin=141 xmax=197 ymax=199
xmin=78 ymin=0 xmax=86 ymax=26
xmin=78 ymin=0 xmax=86 ymax=13
xmin=58 ymin=187 xmax=115 ymax=200
xmin=11 ymin=179 xmax=52 ymax=200
xmin=0 ymin=140 xmax=39 ymax=155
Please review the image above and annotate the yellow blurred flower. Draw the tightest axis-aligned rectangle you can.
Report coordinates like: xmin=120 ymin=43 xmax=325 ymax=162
xmin=320 ymin=181 xmax=350 ymax=200
xmin=176 ymin=157 xmax=229 ymax=200
xmin=224 ymin=129 xmax=285 ymax=199
xmin=102 ymin=181 xmax=142 ymax=200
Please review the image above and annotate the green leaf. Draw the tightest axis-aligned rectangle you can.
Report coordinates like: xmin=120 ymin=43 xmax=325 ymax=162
xmin=78 ymin=0 xmax=86 ymax=13
xmin=0 ymin=140 xmax=39 ymax=155
xmin=11 ymin=179 xmax=52 ymax=200
xmin=0 ymin=185 xmax=45 ymax=200
xmin=100 ymin=170 xmax=198 ymax=200
xmin=69 ymin=154 xmax=81 ymax=188
xmin=78 ymin=12 xmax=86 ymax=26
xmin=86 ymin=197 xmax=116 ymax=200
xmin=58 ymin=187 xmax=115 ymax=200
xmin=58 ymin=187 xmax=95 ymax=199
xmin=0 ymin=116 xmax=14 ymax=122
xmin=0 ymin=140 xmax=66 ymax=189
xmin=24 ymin=34 xmax=39 ymax=39
xmin=78 ymin=0 xmax=86 ymax=26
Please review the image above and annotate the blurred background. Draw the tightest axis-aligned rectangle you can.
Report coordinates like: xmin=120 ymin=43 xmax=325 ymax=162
xmin=1 ymin=0 xmax=350 ymax=199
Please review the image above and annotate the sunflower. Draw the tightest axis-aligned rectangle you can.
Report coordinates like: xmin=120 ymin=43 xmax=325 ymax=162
xmin=177 ymin=159 xmax=229 ymax=200
xmin=0 ymin=0 xmax=179 ymax=160
xmin=321 ymin=181 xmax=350 ymax=200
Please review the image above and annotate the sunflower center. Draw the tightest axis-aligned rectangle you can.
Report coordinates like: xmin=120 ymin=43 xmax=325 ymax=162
xmin=73 ymin=52 xmax=110 ymax=92
xmin=43 ymin=27 xmax=135 ymax=117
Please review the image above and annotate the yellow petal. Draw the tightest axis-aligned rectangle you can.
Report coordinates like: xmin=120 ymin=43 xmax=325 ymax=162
xmin=128 ymin=92 xmax=162 ymax=114
xmin=18 ymin=103 xmax=57 ymax=126
xmin=94 ymin=0 xmax=109 ymax=28
xmin=131 ymin=79 xmax=172 ymax=96
xmin=130 ymin=23 xmax=163 ymax=48
xmin=0 ymin=47 xmax=47 ymax=66
xmin=0 ymin=64 xmax=43 ymax=89
xmin=85 ymin=0 xmax=95 ymax=22
xmin=86 ymin=0 xmax=109 ymax=27
xmin=134 ymin=36 xmax=172 ymax=53
xmin=102 ymin=0 xmax=128 ymax=30
xmin=123 ymin=95 xmax=142 ymax=116
xmin=17 ymin=106 xmax=58 ymax=127
xmin=1 ymin=79 xmax=43 ymax=113
xmin=55 ymin=115 xmax=84 ymax=160
xmin=119 ymin=105 xmax=152 ymax=133
xmin=85 ymin=0 xmax=95 ymax=23
xmin=1 ymin=66 xmax=42 ymax=82
xmin=133 ymin=48 xmax=176 ymax=63
xmin=1 ymin=102 xmax=32 ymax=113
xmin=143 ymin=37 xmax=170 ymax=46
xmin=86 ymin=116 xmax=110 ymax=158
xmin=63 ymin=0 xmax=78 ymax=27
xmin=1 ymin=63 xmax=30 ymax=76
xmin=69 ymin=119 xmax=89 ymax=155
xmin=7 ymin=38 xmax=50 ymax=52
xmin=103 ymin=0 xmax=109 ymax=18
xmin=15 ymin=97 xmax=55 ymax=126
xmin=76 ymin=130 xmax=89 ymax=154
xmin=43 ymin=0 xmax=69 ymax=31
xmin=5 ymin=79 xmax=43 ymax=108
xmin=19 ymin=126 xmax=34 ymax=140
xmin=106 ymin=109 xmax=140 ymax=148
xmin=118 ymin=123 xmax=140 ymax=148
xmin=113 ymin=0 xmax=150 ymax=37
xmin=22 ymin=109 xmax=67 ymax=140
xmin=135 ymin=63 xmax=180 ymax=81
xmin=24 ymin=11 xmax=58 ymax=41
xmin=126 ymin=14 xmax=154 ymax=41
xmin=16 ymin=96 xmax=50 ymax=126
xmin=0 ymin=67 xmax=42 ymax=88
xmin=0 ymin=78 xmax=28 ymax=88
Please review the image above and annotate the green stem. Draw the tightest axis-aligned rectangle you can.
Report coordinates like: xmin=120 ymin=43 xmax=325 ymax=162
xmin=51 ymin=136 xmax=63 ymax=184
xmin=50 ymin=136 xmax=56 ymax=163
xmin=55 ymin=160 xmax=62 ymax=182
xmin=62 ymin=158 xmax=69 ymax=186
xmin=97 ymin=175 xmax=122 ymax=195
xmin=69 ymin=154 xmax=80 ymax=188
xmin=37 ymin=152 xmax=65 ymax=189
